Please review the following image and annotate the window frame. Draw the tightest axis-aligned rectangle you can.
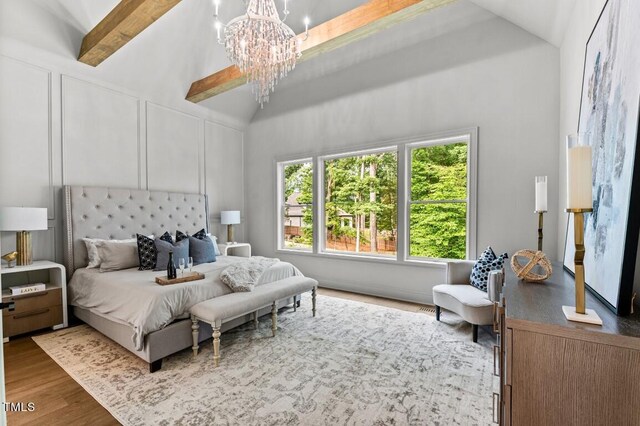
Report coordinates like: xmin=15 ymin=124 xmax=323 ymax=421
xmin=275 ymin=128 xmax=477 ymax=266
xmin=404 ymin=134 xmax=478 ymax=262
xmin=318 ymin=146 xmax=399 ymax=259
xmin=276 ymin=158 xmax=314 ymax=252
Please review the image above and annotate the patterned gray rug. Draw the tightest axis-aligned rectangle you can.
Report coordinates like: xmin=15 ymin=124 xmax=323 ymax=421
xmin=33 ymin=294 xmax=493 ymax=425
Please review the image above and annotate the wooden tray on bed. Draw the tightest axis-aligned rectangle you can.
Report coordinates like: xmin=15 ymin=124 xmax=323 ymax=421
xmin=155 ymin=272 xmax=205 ymax=286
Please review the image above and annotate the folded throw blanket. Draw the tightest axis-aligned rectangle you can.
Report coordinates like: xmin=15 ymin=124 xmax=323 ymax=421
xmin=221 ymin=257 xmax=280 ymax=292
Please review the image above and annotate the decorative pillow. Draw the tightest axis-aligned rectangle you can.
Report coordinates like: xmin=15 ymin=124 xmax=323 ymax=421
xmin=84 ymin=237 xmax=137 ymax=269
xmin=470 ymin=247 xmax=508 ymax=292
xmin=192 ymin=228 xmax=207 ymax=240
xmin=175 ymin=230 xmax=189 ymax=242
xmin=154 ymin=238 xmax=190 ymax=272
xmin=207 ymin=234 xmax=222 ymax=256
xmin=137 ymin=232 xmax=172 ymax=270
xmin=188 ymin=229 xmax=221 ymax=255
xmin=189 ymin=236 xmax=216 ymax=265
xmin=97 ymin=240 xmax=140 ymax=272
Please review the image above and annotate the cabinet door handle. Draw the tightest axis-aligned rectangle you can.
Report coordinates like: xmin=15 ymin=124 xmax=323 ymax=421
xmin=493 ymin=345 xmax=500 ymax=377
xmin=14 ymin=308 xmax=50 ymax=319
xmin=492 ymin=392 xmax=501 ymax=424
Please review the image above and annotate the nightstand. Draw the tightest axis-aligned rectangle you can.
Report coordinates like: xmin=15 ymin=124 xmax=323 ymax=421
xmin=1 ymin=261 xmax=68 ymax=341
xmin=218 ymin=243 xmax=251 ymax=257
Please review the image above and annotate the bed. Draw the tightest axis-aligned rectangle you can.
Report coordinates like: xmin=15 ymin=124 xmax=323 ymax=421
xmin=63 ymin=186 xmax=301 ymax=372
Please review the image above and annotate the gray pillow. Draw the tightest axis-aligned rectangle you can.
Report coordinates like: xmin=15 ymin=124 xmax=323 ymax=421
xmin=154 ymin=238 xmax=190 ymax=271
xmin=189 ymin=236 xmax=216 ymax=265
xmin=96 ymin=240 xmax=139 ymax=272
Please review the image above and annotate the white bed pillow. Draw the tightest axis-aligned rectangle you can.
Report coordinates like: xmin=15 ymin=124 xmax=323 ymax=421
xmin=207 ymin=234 xmax=221 ymax=256
xmin=83 ymin=236 xmax=152 ymax=269
xmin=96 ymin=240 xmax=140 ymax=272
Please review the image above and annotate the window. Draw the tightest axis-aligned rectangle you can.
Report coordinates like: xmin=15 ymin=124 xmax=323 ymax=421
xmin=408 ymin=140 xmax=469 ymax=260
xmin=278 ymin=160 xmax=313 ymax=251
xmin=322 ymin=150 xmax=397 ymax=257
xmin=276 ymin=129 xmax=476 ymax=263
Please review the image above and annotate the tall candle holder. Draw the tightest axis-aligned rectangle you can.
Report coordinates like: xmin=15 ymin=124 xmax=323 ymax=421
xmin=534 ymin=176 xmax=548 ymax=251
xmin=535 ymin=210 xmax=545 ymax=251
xmin=563 ymin=134 xmax=602 ymax=325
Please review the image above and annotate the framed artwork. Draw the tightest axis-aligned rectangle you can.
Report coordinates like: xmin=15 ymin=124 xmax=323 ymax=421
xmin=563 ymin=0 xmax=640 ymax=316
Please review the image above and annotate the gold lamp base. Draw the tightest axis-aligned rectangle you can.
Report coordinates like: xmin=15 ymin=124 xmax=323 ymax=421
xmin=16 ymin=231 xmax=34 ymax=266
xmin=226 ymin=224 xmax=235 ymax=244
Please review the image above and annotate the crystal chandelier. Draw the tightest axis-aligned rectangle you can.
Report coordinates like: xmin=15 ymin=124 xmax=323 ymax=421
xmin=214 ymin=0 xmax=309 ymax=107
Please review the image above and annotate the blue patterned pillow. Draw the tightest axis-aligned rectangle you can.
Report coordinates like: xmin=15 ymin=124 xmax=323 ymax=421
xmin=470 ymin=247 xmax=508 ymax=291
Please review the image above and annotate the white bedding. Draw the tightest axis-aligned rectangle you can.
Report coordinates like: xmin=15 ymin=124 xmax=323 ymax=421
xmin=68 ymin=256 xmax=302 ymax=350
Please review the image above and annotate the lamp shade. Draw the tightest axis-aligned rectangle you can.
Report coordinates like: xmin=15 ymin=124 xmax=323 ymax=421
xmin=0 ymin=207 xmax=48 ymax=231
xmin=220 ymin=210 xmax=241 ymax=225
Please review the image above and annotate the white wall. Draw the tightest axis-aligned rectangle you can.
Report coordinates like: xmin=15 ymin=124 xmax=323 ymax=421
xmin=0 ymin=53 xmax=245 ymax=263
xmin=245 ymin=17 xmax=560 ymax=303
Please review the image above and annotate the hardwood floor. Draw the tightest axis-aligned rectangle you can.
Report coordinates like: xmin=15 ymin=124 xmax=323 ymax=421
xmin=4 ymin=333 xmax=118 ymax=426
xmin=3 ymin=289 xmax=433 ymax=425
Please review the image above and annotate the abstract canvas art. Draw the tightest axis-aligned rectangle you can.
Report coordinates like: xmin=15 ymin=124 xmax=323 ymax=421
xmin=563 ymin=0 xmax=640 ymax=315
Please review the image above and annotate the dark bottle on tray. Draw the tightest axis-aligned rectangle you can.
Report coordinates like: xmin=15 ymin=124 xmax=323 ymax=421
xmin=167 ymin=251 xmax=177 ymax=279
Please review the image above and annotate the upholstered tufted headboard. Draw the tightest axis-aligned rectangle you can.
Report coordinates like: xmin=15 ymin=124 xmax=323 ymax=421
xmin=63 ymin=186 xmax=209 ymax=277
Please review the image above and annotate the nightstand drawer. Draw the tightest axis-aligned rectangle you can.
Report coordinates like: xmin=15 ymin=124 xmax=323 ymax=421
xmin=3 ymin=304 xmax=63 ymax=337
xmin=2 ymin=288 xmax=62 ymax=317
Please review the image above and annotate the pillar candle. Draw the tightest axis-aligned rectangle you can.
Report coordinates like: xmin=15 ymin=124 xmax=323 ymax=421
xmin=567 ymin=146 xmax=593 ymax=209
xmin=535 ymin=176 xmax=547 ymax=212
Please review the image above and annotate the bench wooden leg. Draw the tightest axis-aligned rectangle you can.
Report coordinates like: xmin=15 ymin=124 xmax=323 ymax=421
xmin=191 ymin=315 xmax=200 ymax=358
xmin=254 ymin=310 xmax=259 ymax=329
xmin=213 ymin=327 xmax=221 ymax=367
xmin=271 ymin=302 xmax=277 ymax=337
xmin=312 ymin=287 xmax=317 ymax=317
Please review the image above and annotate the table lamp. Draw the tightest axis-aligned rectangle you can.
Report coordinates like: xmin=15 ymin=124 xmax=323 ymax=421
xmin=564 ymin=134 xmax=602 ymax=325
xmin=0 ymin=207 xmax=48 ymax=266
xmin=221 ymin=210 xmax=241 ymax=244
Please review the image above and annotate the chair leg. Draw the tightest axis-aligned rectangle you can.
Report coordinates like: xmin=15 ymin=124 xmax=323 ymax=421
xmin=271 ymin=302 xmax=277 ymax=337
xmin=191 ymin=315 xmax=200 ymax=358
xmin=435 ymin=305 xmax=441 ymax=321
xmin=312 ymin=287 xmax=317 ymax=317
xmin=213 ymin=327 xmax=221 ymax=367
xmin=254 ymin=310 xmax=259 ymax=329
xmin=293 ymin=295 xmax=297 ymax=312
xmin=472 ymin=324 xmax=478 ymax=343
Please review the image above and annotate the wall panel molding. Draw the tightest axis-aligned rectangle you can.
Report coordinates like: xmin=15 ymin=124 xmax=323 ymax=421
xmin=61 ymin=75 xmax=141 ymax=189
xmin=145 ymin=102 xmax=202 ymax=194
xmin=0 ymin=55 xmax=54 ymax=220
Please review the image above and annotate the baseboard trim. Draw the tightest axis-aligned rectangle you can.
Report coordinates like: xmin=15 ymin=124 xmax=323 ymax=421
xmin=315 ymin=276 xmax=433 ymax=305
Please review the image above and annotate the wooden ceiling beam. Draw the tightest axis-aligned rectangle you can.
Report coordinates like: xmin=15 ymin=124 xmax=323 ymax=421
xmin=186 ymin=0 xmax=456 ymax=103
xmin=78 ymin=0 xmax=182 ymax=67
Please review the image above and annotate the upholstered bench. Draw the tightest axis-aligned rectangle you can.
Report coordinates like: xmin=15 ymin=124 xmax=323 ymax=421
xmin=190 ymin=276 xmax=318 ymax=367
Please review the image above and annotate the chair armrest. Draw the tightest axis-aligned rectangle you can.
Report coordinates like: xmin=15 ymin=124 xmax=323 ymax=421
xmin=445 ymin=260 xmax=476 ymax=285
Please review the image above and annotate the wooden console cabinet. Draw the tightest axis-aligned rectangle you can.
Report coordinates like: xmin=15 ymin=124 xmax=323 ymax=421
xmin=496 ymin=263 xmax=640 ymax=425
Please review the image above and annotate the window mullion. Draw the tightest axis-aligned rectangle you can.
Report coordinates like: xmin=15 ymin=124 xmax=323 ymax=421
xmin=398 ymin=146 xmax=407 ymax=262
xmin=314 ymin=156 xmax=323 ymax=255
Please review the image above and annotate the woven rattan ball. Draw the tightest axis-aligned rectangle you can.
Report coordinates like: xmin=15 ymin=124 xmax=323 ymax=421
xmin=510 ymin=249 xmax=552 ymax=282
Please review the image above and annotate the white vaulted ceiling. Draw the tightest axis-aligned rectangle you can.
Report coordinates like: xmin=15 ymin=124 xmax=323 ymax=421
xmin=0 ymin=0 xmax=576 ymax=125
xmin=468 ymin=0 xmax=577 ymax=47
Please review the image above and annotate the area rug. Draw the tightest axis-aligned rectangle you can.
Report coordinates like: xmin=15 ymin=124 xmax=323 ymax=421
xmin=33 ymin=294 xmax=493 ymax=425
